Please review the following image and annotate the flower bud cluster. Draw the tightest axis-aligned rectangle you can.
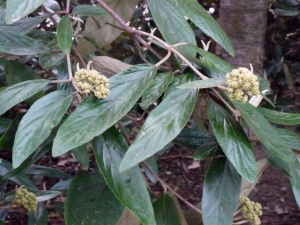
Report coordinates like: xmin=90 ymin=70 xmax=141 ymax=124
xmin=240 ymin=196 xmax=262 ymax=225
xmin=226 ymin=67 xmax=259 ymax=103
xmin=74 ymin=69 xmax=109 ymax=99
xmin=15 ymin=188 xmax=37 ymax=212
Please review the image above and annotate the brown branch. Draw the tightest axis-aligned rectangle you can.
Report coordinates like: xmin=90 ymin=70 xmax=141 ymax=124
xmin=94 ymin=0 xmax=172 ymax=70
xmin=117 ymin=121 xmax=131 ymax=145
xmin=143 ymin=161 xmax=202 ymax=214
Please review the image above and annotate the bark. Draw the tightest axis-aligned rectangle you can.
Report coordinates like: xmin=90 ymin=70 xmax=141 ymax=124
xmin=215 ymin=0 xmax=269 ymax=75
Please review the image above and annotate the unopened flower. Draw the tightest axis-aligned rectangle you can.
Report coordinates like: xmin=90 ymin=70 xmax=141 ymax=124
xmin=74 ymin=62 xmax=109 ymax=99
xmin=15 ymin=187 xmax=37 ymax=212
xmin=240 ymin=196 xmax=263 ymax=225
xmin=226 ymin=65 xmax=259 ymax=103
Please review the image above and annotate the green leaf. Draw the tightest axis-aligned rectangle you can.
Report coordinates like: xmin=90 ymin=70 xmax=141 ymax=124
xmin=71 ymin=144 xmax=89 ymax=169
xmin=163 ymin=74 xmax=195 ymax=99
xmin=0 ymin=15 xmax=48 ymax=34
xmin=142 ymin=156 xmax=158 ymax=184
xmin=24 ymin=166 xmax=72 ymax=179
xmin=72 ymin=5 xmax=108 ymax=16
xmin=202 ymin=158 xmax=241 ymax=225
xmin=65 ymin=171 xmax=124 ymax=225
xmin=172 ymin=0 xmax=234 ymax=57
xmin=147 ymin=0 xmax=197 ymax=58
xmin=0 ymin=159 xmax=37 ymax=190
xmin=92 ymin=127 xmax=156 ymax=225
xmin=3 ymin=142 xmax=52 ymax=179
xmin=5 ymin=0 xmax=47 ymax=24
xmin=57 ymin=62 xmax=74 ymax=92
xmin=140 ymin=72 xmax=174 ymax=110
xmin=92 ymin=56 xmax=131 ymax=77
xmin=177 ymin=78 xmax=226 ymax=89
xmin=290 ymin=158 xmax=300 ymax=207
xmin=0 ymin=114 xmax=23 ymax=150
xmin=258 ymin=107 xmax=300 ymax=125
xmin=275 ymin=8 xmax=300 ymax=16
xmin=0 ymin=30 xmax=50 ymax=55
xmin=28 ymin=202 xmax=48 ymax=225
xmin=53 ymin=65 xmax=156 ymax=156
xmin=173 ymin=128 xmax=215 ymax=149
xmin=120 ymin=88 xmax=197 ymax=172
xmin=0 ymin=118 xmax=11 ymax=134
xmin=276 ymin=128 xmax=300 ymax=151
xmin=234 ymin=101 xmax=300 ymax=172
xmin=56 ymin=16 xmax=73 ymax=54
xmin=4 ymin=61 xmax=41 ymax=85
xmin=208 ymin=101 xmax=257 ymax=182
xmin=13 ymin=90 xmax=72 ymax=168
xmin=39 ymin=52 xmax=65 ymax=69
xmin=153 ymin=194 xmax=181 ymax=225
xmin=193 ymin=139 xmax=220 ymax=160
xmin=4 ymin=60 xmax=45 ymax=104
xmin=30 ymin=190 xmax=62 ymax=202
xmin=77 ymin=0 xmax=138 ymax=55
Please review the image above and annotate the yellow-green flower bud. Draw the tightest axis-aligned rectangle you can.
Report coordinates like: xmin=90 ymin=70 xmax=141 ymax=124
xmin=15 ymin=188 xmax=37 ymax=212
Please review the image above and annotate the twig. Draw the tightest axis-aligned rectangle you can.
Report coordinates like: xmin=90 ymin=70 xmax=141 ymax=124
xmin=117 ymin=121 xmax=131 ymax=145
xmin=66 ymin=54 xmax=81 ymax=92
xmin=66 ymin=0 xmax=70 ymax=14
xmin=143 ymin=161 xmax=202 ymax=214
xmin=71 ymin=46 xmax=87 ymax=68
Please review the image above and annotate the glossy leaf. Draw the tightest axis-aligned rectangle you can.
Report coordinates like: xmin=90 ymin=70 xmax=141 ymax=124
xmin=57 ymin=62 xmax=74 ymax=92
xmin=142 ymin=156 xmax=158 ymax=183
xmin=0 ymin=159 xmax=37 ymax=190
xmin=163 ymin=74 xmax=195 ymax=99
xmin=193 ymin=140 xmax=220 ymax=160
xmin=0 ymin=114 xmax=23 ymax=150
xmin=57 ymin=16 xmax=73 ymax=54
xmin=0 ymin=30 xmax=50 ymax=55
xmin=5 ymin=0 xmax=47 ymax=24
xmin=0 ymin=15 xmax=48 ymax=34
xmin=4 ymin=60 xmax=45 ymax=104
xmin=240 ymin=159 xmax=269 ymax=197
xmin=24 ymin=166 xmax=72 ymax=179
xmin=72 ymin=5 xmax=108 ymax=16
xmin=147 ymin=0 xmax=197 ymax=58
xmin=258 ymin=107 xmax=300 ymax=125
xmin=202 ymin=158 xmax=241 ymax=225
xmin=13 ymin=90 xmax=72 ymax=168
xmin=92 ymin=127 xmax=156 ymax=225
xmin=173 ymin=128 xmax=215 ymax=149
xmin=77 ymin=0 xmax=138 ymax=55
xmin=39 ymin=52 xmax=65 ymax=69
xmin=28 ymin=202 xmax=48 ymax=225
xmin=3 ymin=142 xmax=52 ymax=179
xmin=4 ymin=61 xmax=41 ymax=85
xmin=153 ymin=194 xmax=181 ymax=225
xmin=276 ymin=128 xmax=300 ymax=151
xmin=65 ymin=170 xmax=124 ymax=225
xmin=172 ymin=0 xmax=234 ymax=56
xmin=53 ymin=65 xmax=156 ymax=156
xmin=208 ymin=101 xmax=257 ymax=182
xmin=140 ymin=72 xmax=174 ymax=110
xmin=290 ymin=158 xmax=300 ymax=207
xmin=178 ymin=78 xmax=226 ymax=89
xmin=30 ymin=190 xmax=62 ymax=202
xmin=71 ymin=144 xmax=89 ymax=169
xmin=0 ymin=118 xmax=11 ymax=134
xmin=92 ymin=56 xmax=131 ymax=77
xmin=234 ymin=101 xmax=300 ymax=171
xmin=120 ymin=88 xmax=198 ymax=172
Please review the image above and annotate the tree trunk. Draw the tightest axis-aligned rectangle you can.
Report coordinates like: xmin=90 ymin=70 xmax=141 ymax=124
xmin=215 ymin=0 xmax=269 ymax=75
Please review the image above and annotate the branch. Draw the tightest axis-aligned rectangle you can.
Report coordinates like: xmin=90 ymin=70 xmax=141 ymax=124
xmin=143 ymin=161 xmax=202 ymax=214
